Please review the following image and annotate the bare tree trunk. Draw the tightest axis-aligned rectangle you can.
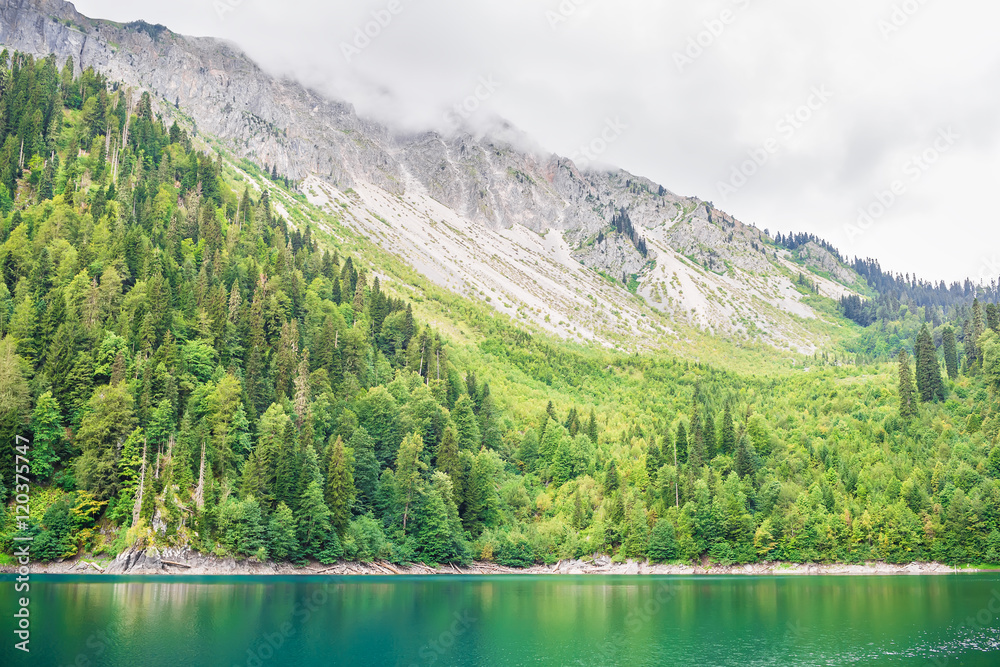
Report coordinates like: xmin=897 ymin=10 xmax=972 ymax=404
xmin=673 ymin=438 xmax=679 ymax=508
xmin=132 ymin=437 xmax=148 ymax=527
xmin=193 ymin=440 xmax=206 ymax=510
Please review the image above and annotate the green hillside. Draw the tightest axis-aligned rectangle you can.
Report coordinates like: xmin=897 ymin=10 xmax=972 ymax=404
xmin=2 ymin=51 xmax=1000 ymax=569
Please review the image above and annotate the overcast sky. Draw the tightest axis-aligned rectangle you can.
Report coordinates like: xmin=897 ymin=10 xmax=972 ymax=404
xmin=73 ymin=0 xmax=1000 ymax=284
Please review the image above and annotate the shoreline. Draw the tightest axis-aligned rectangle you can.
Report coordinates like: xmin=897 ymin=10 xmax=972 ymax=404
xmin=0 ymin=547 xmax=984 ymax=577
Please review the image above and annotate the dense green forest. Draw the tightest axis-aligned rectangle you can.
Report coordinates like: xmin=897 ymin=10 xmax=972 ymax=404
xmin=3 ymin=51 xmax=1000 ymax=569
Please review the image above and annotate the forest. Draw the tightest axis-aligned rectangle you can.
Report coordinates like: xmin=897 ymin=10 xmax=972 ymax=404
xmin=2 ymin=51 xmax=1000 ymax=569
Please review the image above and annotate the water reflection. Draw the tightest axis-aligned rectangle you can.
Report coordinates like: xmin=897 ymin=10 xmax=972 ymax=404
xmin=2 ymin=574 xmax=998 ymax=666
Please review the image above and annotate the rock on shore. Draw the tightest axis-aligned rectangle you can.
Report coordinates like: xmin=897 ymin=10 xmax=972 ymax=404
xmin=1 ymin=550 xmax=965 ymax=577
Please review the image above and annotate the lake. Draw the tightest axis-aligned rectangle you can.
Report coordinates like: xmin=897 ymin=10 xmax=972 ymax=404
xmin=2 ymin=574 xmax=999 ymax=666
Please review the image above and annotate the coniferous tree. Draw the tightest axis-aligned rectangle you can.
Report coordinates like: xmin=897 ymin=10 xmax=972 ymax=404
xmin=675 ymin=420 xmax=688 ymax=465
xmin=645 ymin=436 xmax=663 ymax=483
xmin=452 ymin=395 xmax=480 ymax=451
xmin=463 ymin=450 xmax=499 ymax=535
xmin=349 ymin=428 xmax=380 ymax=511
xmin=435 ymin=424 xmax=463 ymax=507
xmin=74 ymin=383 xmax=137 ymax=500
xmin=986 ymin=303 xmax=1000 ymax=333
xmin=30 ymin=390 xmax=62 ymax=481
xmin=395 ymin=432 xmax=426 ymax=533
xmin=586 ymin=409 xmax=598 ymax=443
xmin=898 ymin=349 xmax=918 ymax=421
xmin=703 ymin=411 xmax=716 ymax=459
xmin=915 ymin=324 xmax=945 ymax=402
xmin=604 ymin=459 xmax=619 ymax=493
xmin=266 ymin=502 xmax=299 ymax=560
xmin=734 ymin=434 xmax=755 ymax=480
xmin=720 ymin=405 xmax=736 ymax=456
xmin=296 ymin=480 xmax=332 ymax=559
xmin=974 ymin=298 xmax=986 ymax=346
xmin=324 ymin=436 xmax=356 ymax=536
xmin=942 ymin=325 xmax=959 ymax=380
xmin=648 ymin=519 xmax=678 ymax=563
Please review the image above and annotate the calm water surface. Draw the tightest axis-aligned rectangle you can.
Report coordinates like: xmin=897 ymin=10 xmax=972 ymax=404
xmin=2 ymin=574 xmax=999 ymax=666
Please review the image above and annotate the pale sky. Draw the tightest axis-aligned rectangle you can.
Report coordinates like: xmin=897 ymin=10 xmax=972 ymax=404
xmin=72 ymin=0 xmax=1000 ymax=285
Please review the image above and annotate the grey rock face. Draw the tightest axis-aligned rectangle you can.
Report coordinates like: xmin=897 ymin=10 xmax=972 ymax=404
xmin=665 ymin=206 xmax=775 ymax=276
xmin=796 ymin=241 xmax=856 ymax=285
xmin=571 ymin=234 xmax=651 ymax=280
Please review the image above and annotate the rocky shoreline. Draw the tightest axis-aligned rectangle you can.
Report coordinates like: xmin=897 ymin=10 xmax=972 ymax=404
xmin=0 ymin=547 xmax=972 ymax=577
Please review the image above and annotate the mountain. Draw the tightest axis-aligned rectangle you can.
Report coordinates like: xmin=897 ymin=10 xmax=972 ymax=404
xmin=0 ymin=0 xmax=863 ymax=354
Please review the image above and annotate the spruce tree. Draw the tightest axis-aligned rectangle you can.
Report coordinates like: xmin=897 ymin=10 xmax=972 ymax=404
xmin=987 ymin=303 xmax=1000 ymax=333
xmin=395 ymin=432 xmax=426 ymax=533
xmin=915 ymin=324 xmax=945 ymax=403
xmin=324 ymin=436 xmax=356 ymax=536
xmin=452 ymin=395 xmax=480 ymax=451
xmin=586 ymin=409 xmax=598 ymax=443
xmin=296 ymin=481 xmax=332 ymax=559
xmin=703 ymin=411 xmax=716 ymax=459
xmin=266 ymin=502 xmax=299 ymax=560
xmin=942 ymin=325 xmax=959 ymax=380
xmin=675 ymin=420 xmax=688 ymax=464
xmin=898 ymin=349 xmax=918 ymax=420
xmin=645 ymin=436 xmax=663 ymax=483
xmin=648 ymin=519 xmax=679 ymax=563
xmin=415 ymin=472 xmax=467 ymax=564
xmin=30 ymin=390 xmax=62 ymax=481
xmin=349 ymin=428 xmax=380 ymax=510
xmin=734 ymin=434 xmax=755 ymax=480
xmin=965 ymin=318 xmax=978 ymax=370
xmin=550 ymin=439 xmax=574 ymax=486
xmin=720 ymin=405 xmax=736 ymax=456
xmin=434 ymin=424 xmax=463 ymax=507
xmin=463 ymin=450 xmax=499 ymax=535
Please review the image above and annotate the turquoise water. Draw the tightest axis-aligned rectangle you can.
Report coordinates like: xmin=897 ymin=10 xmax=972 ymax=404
xmin=1 ymin=574 xmax=999 ymax=666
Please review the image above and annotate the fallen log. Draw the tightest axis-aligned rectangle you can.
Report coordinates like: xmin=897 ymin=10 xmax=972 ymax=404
xmin=162 ymin=560 xmax=191 ymax=569
xmin=378 ymin=561 xmax=402 ymax=575
xmin=371 ymin=562 xmax=396 ymax=575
